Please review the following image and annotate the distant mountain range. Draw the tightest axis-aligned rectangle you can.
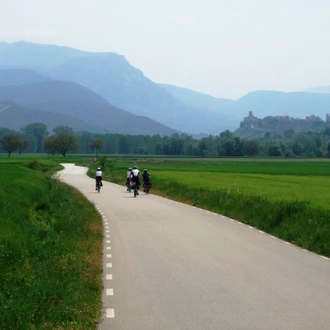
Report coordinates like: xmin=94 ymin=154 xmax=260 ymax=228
xmin=0 ymin=41 xmax=239 ymax=135
xmin=0 ymin=100 xmax=100 ymax=133
xmin=0 ymin=73 xmax=177 ymax=135
xmin=228 ymin=90 xmax=330 ymax=120
xmin=0 ymin=40 xmax=330 ymax=136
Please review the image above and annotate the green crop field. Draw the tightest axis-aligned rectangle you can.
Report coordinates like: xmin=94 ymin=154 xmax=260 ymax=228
xmin=108 ymin=158 xmax=330 ymax=208
xmin=153 ymin=172 xmax=330 ymax=209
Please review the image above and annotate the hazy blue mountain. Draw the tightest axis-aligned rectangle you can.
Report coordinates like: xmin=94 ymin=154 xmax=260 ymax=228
xmin=0 ymin=68 xmax=52 ymax=86
xmin=158 ymin=83 xmax=239 ymax=132
xmin=40 ymin=53 xmax=237 ymax=134
xmin=2 ymin=41 xmax=330 ymax=135
xmin=0 ymin=41 xmax=239 ymax=134
xmin=0 ymin=80 xmax=178 ymax=135
xmin=223 ymin=90 xmax=330 ymax=120
xmin=0 ymin=41 xmax=87 ymax=67
xmin=159 ymin=84 xmax=234 ymax=109
xmin=0 ymin=100 xmax=101 ymax=133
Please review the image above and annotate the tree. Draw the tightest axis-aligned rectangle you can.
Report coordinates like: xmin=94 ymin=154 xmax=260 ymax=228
xmin=89 ymin=138 xmax=104 ymax=156
xmin=53 ymin=125 xmax=73 ymax=134
xmin=268 ymin=144 xmax=283 ymax=156
xmin=216 ymin=130 xmax=242 ymax=156
xmin=198 ymin=139 xmax=207 ymax=156
xmin=231 ymin=137 xmax=244 ymax=156
xmin=44 ymin=133 xmax=80 ymax=157
xmin=17 ymin=138 xmax=30 ymax=155
xmin=155 ymin=142 xmax=163 ymax=155
xmin=264 ymin=132 xmax=271 ymax=145
xmin=0 ymin=133 xmax=21 ymax=157
xmin=292 ymin=141 xmax=304 ymax=156
xmin=76 ymin=131 xmax=93 ymax=153
xmin=43 ymin=135 xmax=58 ymax=155
xmin=118 ymin=135 xmax=129 ymax=154
xmin=243 ymin=139 xmax=260 ymax=157
xmin=283 ymin=129 xmax=294 ymax=138
xmin=21 ymin=123 xmax=48 ymax=153
xmin=323 ymin=126 xmax=330 ymax=137
xmin=168 ymin=134 xmax=184 ymax=155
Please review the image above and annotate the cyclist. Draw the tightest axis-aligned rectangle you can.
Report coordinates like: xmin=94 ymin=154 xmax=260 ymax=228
xmin=126 ymin=167 xmax=132 ymax=191
xmin=95 ymin=167 xmax=103 ymax=190
xmin=131 ymin=166 xmax=140 ymax=194
xmin=142 ymin=169 xmax=151 ymax=192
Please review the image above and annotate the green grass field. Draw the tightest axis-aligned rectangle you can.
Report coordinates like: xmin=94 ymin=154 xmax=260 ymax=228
xmin=154 ymin=171 xmax=330 ymax=209
xmin=107 ymin=158 xmax=330 ymax=208
xmin=0 ymin=157 xmax=103 ymax=329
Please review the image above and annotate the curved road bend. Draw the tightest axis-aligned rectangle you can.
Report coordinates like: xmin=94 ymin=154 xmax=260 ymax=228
xmin=58 ymin=163 xmax=330 ymax=330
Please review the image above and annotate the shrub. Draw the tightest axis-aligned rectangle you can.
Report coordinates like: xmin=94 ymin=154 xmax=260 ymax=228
xmin=25 ymin=159 xmax=39 ymax=170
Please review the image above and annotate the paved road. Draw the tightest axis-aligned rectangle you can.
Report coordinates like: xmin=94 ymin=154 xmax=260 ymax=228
xmin=58 ymin=164 xmax=330 ymax=330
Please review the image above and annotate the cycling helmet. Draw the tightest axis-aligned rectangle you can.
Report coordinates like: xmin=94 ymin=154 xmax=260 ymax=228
xmin=144 ymin=169 xmax=147 ymax=172
xmin=133 ymin=166 xmax=137 ymax=169
xmin=129 ymin=167 xmax=132 ymax=170
xmin=97 ymin=167 xmax=101 ymax=170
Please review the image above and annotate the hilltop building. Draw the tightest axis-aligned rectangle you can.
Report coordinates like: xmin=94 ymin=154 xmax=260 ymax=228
xmin=240 ymin=111 xmax=329 ymax=132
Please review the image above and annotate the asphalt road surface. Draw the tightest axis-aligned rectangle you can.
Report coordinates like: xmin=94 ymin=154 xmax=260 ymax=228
xmin=58 ymin=164 xmax=330 ymax=330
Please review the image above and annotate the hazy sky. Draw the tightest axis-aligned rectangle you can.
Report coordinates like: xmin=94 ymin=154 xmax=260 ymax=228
xmin=1 ymin=0 xmax=330 ymax=99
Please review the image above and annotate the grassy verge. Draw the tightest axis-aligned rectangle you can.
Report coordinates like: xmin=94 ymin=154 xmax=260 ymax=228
xmin=105 ymin=158 xmax=330 ymax=258
xmin=0 ymin=159 xmax=103 ymax=329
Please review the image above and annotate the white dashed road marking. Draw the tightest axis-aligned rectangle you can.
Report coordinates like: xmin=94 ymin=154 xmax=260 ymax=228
xmin=106 ymin=308 xmax=115 ymax=318
xmin=96 ymin=207 xmax=116 ymax=321
xmin=106 ymin=289 xmax=114 ymax=296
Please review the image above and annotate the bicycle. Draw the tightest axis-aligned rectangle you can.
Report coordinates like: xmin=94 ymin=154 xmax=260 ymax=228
xmin=126 ymin=179 xmax=132 ymax=193
xmin=143 ymin=181 xmax=152 ymax=194
xmin=132 ymin=181 xmax=139 ymax=197
xmin=96 ymin=178 xmax=102 ymax=193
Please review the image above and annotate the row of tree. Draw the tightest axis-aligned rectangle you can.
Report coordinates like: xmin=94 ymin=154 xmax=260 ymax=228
xmin=1 ymin=122 xmax=330 ymax=158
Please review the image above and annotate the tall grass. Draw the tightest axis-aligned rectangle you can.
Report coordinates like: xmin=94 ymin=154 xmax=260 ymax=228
xmin=0 ymin=160 xmax=103 ymax=329
xmin=153 ymin=171 xmax=330 ymax=209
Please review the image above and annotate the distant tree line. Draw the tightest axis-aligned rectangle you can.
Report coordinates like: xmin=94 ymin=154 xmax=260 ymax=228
xmin=1 ymin=122 xmax=330 ymax=158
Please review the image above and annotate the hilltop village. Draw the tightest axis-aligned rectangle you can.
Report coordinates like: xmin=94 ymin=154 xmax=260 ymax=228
xmin=240 ymin=111 xmax=330 ymax=133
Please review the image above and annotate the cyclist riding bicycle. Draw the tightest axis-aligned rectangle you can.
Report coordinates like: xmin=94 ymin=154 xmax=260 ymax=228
xmin=131 ymin=166 xmax=140 ymax=194
xmin=142 ymin=169 xmax=151 ymax=192
xmin=95 ymin=167 xmax=103 ymax=190
xmin=126 ymin=167 xmax=132 ymax=191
